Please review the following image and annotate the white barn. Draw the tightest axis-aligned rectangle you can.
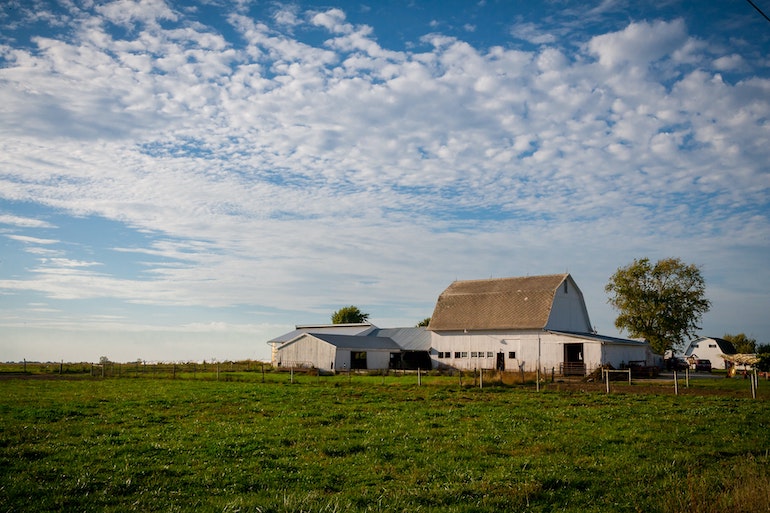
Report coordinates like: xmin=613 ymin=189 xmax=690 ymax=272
xmin=270 ymin=324 xmax=431 ymax=373
xmin=275 ymin=332 xmax=401 ymax=373
xmin=683 ymin=336 xmax=737 ymax=370
xmin=428 ymin=274 xmax=654 ymax=375
xmin=268 ymin=323 xmax=376 ymax=367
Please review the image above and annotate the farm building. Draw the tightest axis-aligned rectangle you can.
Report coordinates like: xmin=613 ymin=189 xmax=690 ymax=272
xmin=683 ymin=336 xmax=737 ymax=370
xmin=427 ymin=274 xmax=654 ymax=375
xmin=267 ymin=273 xmax=654 ymax=376
xmin=268 ymin=323 xmax=375 ymax=366
xmin=270 ymin=324 xmax=431 ymax=373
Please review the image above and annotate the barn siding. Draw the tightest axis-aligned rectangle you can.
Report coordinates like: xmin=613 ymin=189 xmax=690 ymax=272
xmin=431 ymin=330 xmax=578 ymax=372
xmin=545 ymin=276 xmax=592 ymax=332
xmin=278 ymin=335 xmax=336 ymax=372
xmin=430 ymin=330 xmax=649 ymax=374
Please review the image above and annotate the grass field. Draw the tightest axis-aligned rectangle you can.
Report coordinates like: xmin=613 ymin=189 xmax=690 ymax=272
xmin=1 ymin=372 xmax=768 ymax=512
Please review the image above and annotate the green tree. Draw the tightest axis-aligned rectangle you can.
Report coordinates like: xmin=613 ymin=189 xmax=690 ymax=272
xmin=756 ymin=344 xmax=770 ymax=373
xmin=605 ymin=257 xmax=711 ymax=356
xmin=331 ymin=306 xmax=370 ymax=324
xmin=722 ymin=333 xmax=757 ymax=354
xmin=416 ymin=317 xmax=431 ymax=327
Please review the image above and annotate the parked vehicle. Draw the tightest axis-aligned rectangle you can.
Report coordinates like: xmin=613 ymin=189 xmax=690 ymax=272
xmin=694 ymin=359 xmax=712 ymax=372
xmin=666 ymin=357 xmax=689 ymax=371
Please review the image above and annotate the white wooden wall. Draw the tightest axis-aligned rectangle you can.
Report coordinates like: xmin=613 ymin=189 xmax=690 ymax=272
xmin=277 ymin=335 xmax=336 ymax=372
xmin=430 ymin=330 xmax=649 ymax=373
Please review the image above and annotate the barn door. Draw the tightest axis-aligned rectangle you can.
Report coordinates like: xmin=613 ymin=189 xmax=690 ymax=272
xmin=563 ymin=343 xmax=585 ymax=376
xmin=496 ymin=352 xmax=505 ymax=371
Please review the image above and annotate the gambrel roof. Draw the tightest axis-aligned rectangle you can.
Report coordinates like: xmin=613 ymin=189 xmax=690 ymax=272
xmin=428 ymin=274 xmax=573 ymax=331
xmin=688 ymin=336 xmax=737 ymax=355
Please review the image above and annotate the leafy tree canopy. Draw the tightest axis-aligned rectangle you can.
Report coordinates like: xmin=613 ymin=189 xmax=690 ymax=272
xmin=605 ymin=257 xmax=711 ymax=356
xmin=722 ymin=333 xmax=757 ymax=354
xmin=417 ymin=317 xmax=431 ymax=327
xmin=331 ymin=306 xmax=370 ymax=324
xmin=757 ymin=345 xmax=770 ymax=373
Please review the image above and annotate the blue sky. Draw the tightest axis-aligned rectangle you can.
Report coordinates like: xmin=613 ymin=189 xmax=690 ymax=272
xmin=1 ymin=0 xmax=769 ymax=363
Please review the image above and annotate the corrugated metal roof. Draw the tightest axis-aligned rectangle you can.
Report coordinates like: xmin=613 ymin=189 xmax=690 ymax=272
xmin=308 ymin=333 xmax=401 ymax=350
xmin=428 ymin=274 xmax=568 ymax=331
xmin=367 ymin=327 xmax=432 ymax=351
xmin=268 ymin=323 xmax=376 ymax=344
xmin=548 ymin=330 xmax=649 ymax=346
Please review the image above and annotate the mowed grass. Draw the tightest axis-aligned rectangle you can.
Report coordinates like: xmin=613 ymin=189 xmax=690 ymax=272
xmin=1 ymin=376 xmax=768 ymax=512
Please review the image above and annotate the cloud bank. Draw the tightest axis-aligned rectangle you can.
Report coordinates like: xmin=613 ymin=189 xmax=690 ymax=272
xmin=0 ymin=1 xmax=768 ymax=361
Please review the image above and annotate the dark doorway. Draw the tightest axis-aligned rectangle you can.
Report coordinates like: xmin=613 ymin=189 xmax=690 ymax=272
xmin=351 ymin=351 xmax=367 ymax=369
xmin=496 ymin=352 xmax=505 ymax=371
xmin=563 ymin=343 xmax=585 ymax=375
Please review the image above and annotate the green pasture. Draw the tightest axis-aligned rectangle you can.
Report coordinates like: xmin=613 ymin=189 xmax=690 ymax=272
xmin=1 ymin=375 xmax=768 ymax=512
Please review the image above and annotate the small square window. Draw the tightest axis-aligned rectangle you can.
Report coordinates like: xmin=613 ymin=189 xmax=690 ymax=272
xmin=454 ymin=352 xmax=461 ymax=358
xmin=461 ymin=352 xmax=468 ymax=358
xmin=487 ymin=352 xmax=493 ymax=357
xmin=471 ymin=352 xmax=478 ymax=358
xmin=508 ymin=351 xmax=516 ymax=359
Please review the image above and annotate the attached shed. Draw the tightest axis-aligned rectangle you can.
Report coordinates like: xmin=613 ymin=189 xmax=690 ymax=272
xmin=268 ymin=323 xmax=375 ymax=367
xmin=428 ymin=274 xmax=653 ymax=375
xmin=275 ymin=332 xmax=401 ymax=373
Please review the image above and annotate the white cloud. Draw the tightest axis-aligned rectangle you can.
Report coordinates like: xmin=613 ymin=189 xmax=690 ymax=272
xmin=95 ymin=0 xmax=178 ymax=27
xmin=0 ymin=3 xmax=768 ymax=359
xmin=510 ymin=22 xmax=557 ymax=45
xmin=6 ymin=234 xmax=59 ymax=245
xmin=587 ymin=19 xmax=689 ymax=69
xmin=0 ymin=215 xmax=55 ymax=229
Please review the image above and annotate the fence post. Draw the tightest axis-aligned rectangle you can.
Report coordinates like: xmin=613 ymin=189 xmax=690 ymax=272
xmin=418 ymin=367 xmax=422 ymax=387
xmin=674 ymin=371 xmax=679 ymax=395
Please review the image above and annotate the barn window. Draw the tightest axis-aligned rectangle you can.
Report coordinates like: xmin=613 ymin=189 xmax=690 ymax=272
xmin=461 ymin=352 xmax=468 ymax=358
xmin=487 ymin=352 xmax=493 ymax=357
xmin=564 ymin=281 xmax=568 ymax=293
xmin=709 ymin=344 xmax=717 ymax=348
xmin=508 ymin=351 xmax=516 ymax=359
xmin=471 ymin=352 xmax=478 ymax=358
xmin=454 ymin=352 xmax=461 ymax=358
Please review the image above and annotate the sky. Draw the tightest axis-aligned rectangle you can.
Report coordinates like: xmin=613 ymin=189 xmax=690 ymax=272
xmin=1 ymin=0 xmax=769 ymax=363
